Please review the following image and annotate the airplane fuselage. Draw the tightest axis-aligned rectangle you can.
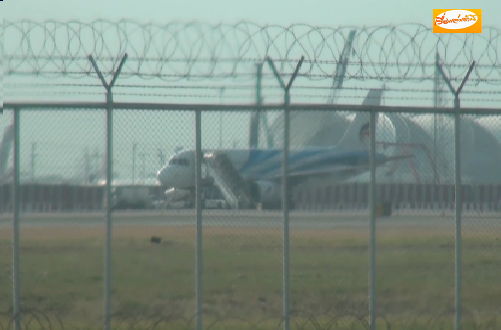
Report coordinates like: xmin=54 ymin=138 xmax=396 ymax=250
xmin=156 ymin=147 xmax=389 ymax=190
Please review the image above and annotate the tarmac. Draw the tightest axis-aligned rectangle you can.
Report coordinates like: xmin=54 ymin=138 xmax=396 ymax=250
xmin=0 ymin=209 xmax=499 ymax=230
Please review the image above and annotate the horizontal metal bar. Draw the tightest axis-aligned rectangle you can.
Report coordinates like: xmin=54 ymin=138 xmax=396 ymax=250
xmin=2 ymin=101 xmax=500 ymax=114
xmin=3 ymin=102 xmax=108 ymax=110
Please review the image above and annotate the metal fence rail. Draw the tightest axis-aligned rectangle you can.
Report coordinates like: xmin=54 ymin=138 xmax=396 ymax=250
xmin=1 ymin=101 xmax=500 ymax=330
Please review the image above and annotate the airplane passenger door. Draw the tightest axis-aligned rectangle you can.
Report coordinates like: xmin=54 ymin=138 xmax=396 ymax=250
xmin=202 ymin=163 xmax=207 ymax=179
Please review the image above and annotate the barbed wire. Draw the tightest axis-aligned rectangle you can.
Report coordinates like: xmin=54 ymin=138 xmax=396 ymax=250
xmin=4 ymin=82 xmax=501 ymax=94
xmin=8 ymin=91 xmax=501 ymax=103
xmin=1 ymin=20 xmax=500 ymax=84
xmin=1 ymin=309 xmax=499 ymax=330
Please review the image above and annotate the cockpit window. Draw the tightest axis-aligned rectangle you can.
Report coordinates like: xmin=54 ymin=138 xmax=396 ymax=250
xmin=169 ymin=158 xmax=189 ymax=166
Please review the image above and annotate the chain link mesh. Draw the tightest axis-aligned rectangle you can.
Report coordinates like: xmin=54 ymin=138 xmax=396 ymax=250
xmin=0 ymin=110 xmax=14 ymax=322
xmin=2 ymin=18 xmax=501 ymax=330
xmin=1 ymin=105 xmax=501 ymax=329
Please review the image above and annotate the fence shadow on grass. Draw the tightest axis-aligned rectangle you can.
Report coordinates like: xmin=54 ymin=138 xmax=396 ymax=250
xmin=1 ymin=308 xmax=500 ymax=330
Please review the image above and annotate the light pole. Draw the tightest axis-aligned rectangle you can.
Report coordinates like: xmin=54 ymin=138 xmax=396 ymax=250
xmin=30 ymin=142 xmax=37 ymax=182
xmin=132 ymin=143 xmax=137 ymax=184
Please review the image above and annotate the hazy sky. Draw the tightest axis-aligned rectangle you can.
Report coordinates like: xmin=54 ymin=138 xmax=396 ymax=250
xmin=3 ymin=0 xmax=501 ymax=27
xmin=3 ymin=0 xmax=499 ymax=107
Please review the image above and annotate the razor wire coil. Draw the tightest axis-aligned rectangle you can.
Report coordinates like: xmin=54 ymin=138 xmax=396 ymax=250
xmin=1 ymin=20 xmax=500 ymax=84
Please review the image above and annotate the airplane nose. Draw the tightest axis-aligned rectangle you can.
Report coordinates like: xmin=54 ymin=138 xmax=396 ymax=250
xmin=157 ymin=167 xmax=171 ymax=187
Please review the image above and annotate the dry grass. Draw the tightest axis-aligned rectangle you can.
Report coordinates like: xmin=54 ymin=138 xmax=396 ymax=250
xmin=0 ymin=213 xmax=500 ymax=329
xmin=0 ymin=223 xmax=469 ymax=240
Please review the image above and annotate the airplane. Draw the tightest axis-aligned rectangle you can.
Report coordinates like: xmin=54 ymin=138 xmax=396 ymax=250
xmin=156 ymin=89 xmax=412 ymax=209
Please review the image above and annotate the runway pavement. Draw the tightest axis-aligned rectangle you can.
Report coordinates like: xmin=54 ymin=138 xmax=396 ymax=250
xmin=0 ymin=210 xmax=499 ymax=229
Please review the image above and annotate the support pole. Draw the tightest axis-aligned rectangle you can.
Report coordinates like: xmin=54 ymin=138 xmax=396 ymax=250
xmin=13 ymin=107 xmax=21 ymax=330
xmin=219 ymin=87 xmax=224 ymax=148
xmin=256 ymin=62 xmax=263 ymax=148
xmin=104 ymin=82 xmax=114 ymax=330
xmin=249 ymin=62 xmax=263 ymax=148
xmin=266 ymin=55 xmax=304 ymax=330
xmin=31 ymin=142 xmax=37 ymax=182
xmin=436 ymin=58 xmax=475 ymax=330
xmin=132 ymin=143 xmax=137 ymax=184
xmin=453 ymin=104 xmax=461 ymax=329
xmin=195 ymin=109 xmax=203 ymax=330
xmin=368 ymin=108 xmax=377 ymax=330
xmin=282 ymin=88 xmax=291 ymax=330
xmin=88 ymin=53 xmax=128 ymax=330
xmin=433 ymin=52 xmax=441 ymax=186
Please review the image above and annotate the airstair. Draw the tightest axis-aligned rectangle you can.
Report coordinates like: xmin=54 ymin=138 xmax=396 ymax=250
xmin=203 ymin=152 xmax=254 ymax=209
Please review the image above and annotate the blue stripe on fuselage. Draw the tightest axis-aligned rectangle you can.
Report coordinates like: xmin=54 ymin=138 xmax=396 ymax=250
xmin=257 ymin=150 xmax=371 ymax=178
xmin=239 ymin=148 xmax=332 ymax=177
xmin=238 ymin=149 xmax=281 ymax=173
xmin=239 ymin=148 xmax=385 ymax=180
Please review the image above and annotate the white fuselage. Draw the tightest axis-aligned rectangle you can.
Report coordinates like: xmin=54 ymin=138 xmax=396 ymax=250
xmin=156 ymin=149 xmax=254 ymax=189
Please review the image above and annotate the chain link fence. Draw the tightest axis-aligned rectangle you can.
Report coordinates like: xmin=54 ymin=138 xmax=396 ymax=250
xmin=2 ymin=19 xmax=501 ymax=330
xmin=1 ymin=102 xmax=500 ymax=330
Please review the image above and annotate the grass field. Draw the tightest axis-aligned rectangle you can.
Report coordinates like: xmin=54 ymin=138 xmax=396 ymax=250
xmin=0 ymin=213 xmax=500 ymax=329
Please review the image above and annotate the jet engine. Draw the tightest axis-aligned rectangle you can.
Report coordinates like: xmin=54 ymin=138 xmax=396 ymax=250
xmin=164 ymin=188 xmax=191 ymax=202
xmin=250 ymin=180 xmax=282 ymax=208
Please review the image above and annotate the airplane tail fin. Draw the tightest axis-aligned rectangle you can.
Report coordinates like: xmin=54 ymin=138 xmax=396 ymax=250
xmin=336 ymin=89 xmax=383 ymax=150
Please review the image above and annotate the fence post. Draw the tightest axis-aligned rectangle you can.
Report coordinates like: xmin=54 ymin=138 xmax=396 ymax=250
xmin=104 ymin=87 xmax=114 ymax=330
xmin=368 ymin=108 xmax=377 ymax=330
xmin=265 ymin=55 xmax=304 ymax=330
xmin=453 ymin=105 xmax=462 ymax=329
xmin=195 ymin=109 xmax=203 ymax=330
xmin=12 ymin=107 xmax=21 ymax=330
xmin=88 ymin=54 xmax=128 ymax=330
xmin=282 ymin=87 xmax=291 ymax=330
xmin=436 ymin=58 xmax=475 ymax=330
